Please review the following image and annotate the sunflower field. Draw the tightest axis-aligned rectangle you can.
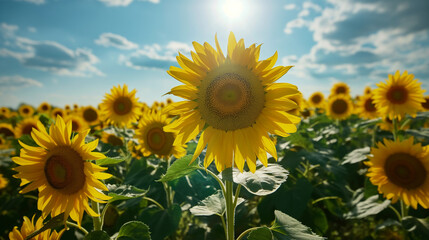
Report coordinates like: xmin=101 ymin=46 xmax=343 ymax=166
xmin=1 ymin=33 xmax=429 ymax=240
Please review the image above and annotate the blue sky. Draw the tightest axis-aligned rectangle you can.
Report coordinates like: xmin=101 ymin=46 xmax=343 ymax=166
xmin=1 ymin=0 xmax=428 ymax=108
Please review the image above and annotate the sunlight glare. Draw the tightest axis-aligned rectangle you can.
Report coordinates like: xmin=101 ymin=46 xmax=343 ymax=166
xmin=223 ymin=0 xmax=243 ymax=20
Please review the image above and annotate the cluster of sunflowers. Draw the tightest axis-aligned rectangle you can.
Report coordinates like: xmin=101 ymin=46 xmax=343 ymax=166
xmin=1 ymin=33 xmax=429 ymax=240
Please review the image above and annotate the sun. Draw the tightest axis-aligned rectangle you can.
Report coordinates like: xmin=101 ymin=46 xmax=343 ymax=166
xmin=223 ymin=0 xmax=243 ymax=20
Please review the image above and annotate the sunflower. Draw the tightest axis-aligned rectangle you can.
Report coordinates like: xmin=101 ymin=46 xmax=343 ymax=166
xmin=421 ymin=96 xmax=429 ymax=111
xmin=15 ymin=117 xmax=40 ymax=138
xmin=100 ymin=84 xmax=142 ymax=126
xmin=373 ymin=70 xmax=425 ymax=120
xmin=308 ymin=92 xmax=325 ymax=108
xmin=0 ymin=173 xmax=8 ymax=189
xmin=366 ymin=137 xmax=429 ymax=209
xmin=326 ymin=94 xmax=353 ymax=120
xmin=51 ymin=108 xmax=66 ymax=119
xmin=0 ymin=123 xmax=15 ymax=138
xmin=357 ymin=94 xmax=378 ymax=119
xmin=0 ymin=107 xmax=10 ymax=120
xmin=136 ymin=110 xmax=186 ymax=159
xmin=81 ymin=106 xmax=100 ymax=126
xmin=18 ymin=104 xmax=35 ymax=118
xmin=0 ymin=135 xmax=11 ymax=150
xmin=164 ymin=32 xmax=300 ymax=172
xmin=101 ymin=131 xmax=124 ymax=147
xmin=364 ymin=86 xmax=372 ymax=95
xmin=65 ymin=114 xmax=89 ymax=132
xmin=37 ymin=102 xmax=52 ymax=114
xmin=330 ymin=82 xmax=350 ymax=96
xmin=8 ymin=215 xmax=64 ymax=240
xmin=12 ymin=116 xmax=111 ymax=226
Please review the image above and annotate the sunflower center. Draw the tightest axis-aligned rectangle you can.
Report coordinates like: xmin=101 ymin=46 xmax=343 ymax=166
xmin=22 ymin=124 xmax=37 ymax=135
xmin=107 ymin=135 xmax=123 ymax=146
xmin=53 ymin=111 xmax=63 ymax=118
xmin=336 ymin=86 xmax=346 ymax=94
xmin=44 ymin=147 xmax=85 ymax=194
xmin=23 ymin=108 xmax=29 ymax=114
xmin=364 ymin=98 xmax=376 ymax=112
xmin=0 ymin=127 xmax=14 ymax=137
xmin=387 ymin=86 xmax=408 ymax=104
xmin=83 ymin=108 xmax=98 ymax=122
xmin=422 ymin=98 xmax=429 ymax=110
xmin=384 ymin=153 xmax=427 ymax=189
xmin=311 ymin=95 xmax=322 ymax=104
xmin=71 ymin=120 xmax=80 ymax=132
xmin=199 ymin=64 xmax=265 ymax=131
xmin=331 ymin=99 xmax=348 ymax=114
xmin=113 ymin=97 xmax=133 ymax=115
xmin=42 ymin=105 xmax=48 ymax=111
xmin=147 ymin=127 xmax=166 ymax=151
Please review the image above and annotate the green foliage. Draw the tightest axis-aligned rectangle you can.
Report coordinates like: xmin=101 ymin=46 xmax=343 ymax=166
xmin=117 ymin=221 xmax=151 ymax=240
xmin=84 ymin=231 xmax=110 ymax=240
xmin=106 ymin=184 xmax=149 ymax=203
xmin=159 ymin=155 xmax=199 ymax=182
xmin=221 ymin=164 xmax=288 ymax=196
xmin=248 ymin=227 xmax=273 ymax=240
xmin=271 ymin=210 xmax=324 ymax=240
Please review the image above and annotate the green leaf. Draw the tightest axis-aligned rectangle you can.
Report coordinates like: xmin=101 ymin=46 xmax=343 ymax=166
xmin=344 ymin=195 xmax=391 ymax=219
xmin=402 ymin=216 xmax=429 ymax=238
xmin=18 ymin=134 xmax=38 ymax=147
xmin=117 ymin=221 xmax=151 ymax=240
xmin=341 ymin=147 xmax=370 ymax=165
xmin=84 ymin=231 xmax=110 ymax=240
xmin=248 ymin=227 xmax=273 ymax=240
xmin=96 ymin=156 xmax=128 ymax=166
xmin=139 ymin=204 xmax=181 ymax=240
xmin=158 ymin=155 xmax=199 ymax=182
xmin=189 ymin=190 xmax=245 ymax=216
xmin=221 ymin=164 xmax=288 ymax=196
xmin=271 ymin=210 xmax=324 ymax=240
xmin=405 ymin=129 xmax=429 ymax=140
xmin=106 ymin=184 xmax=149 ymax=203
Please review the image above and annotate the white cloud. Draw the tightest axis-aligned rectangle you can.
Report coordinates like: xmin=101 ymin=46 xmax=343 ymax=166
xmin=0 ymin=75 xmax=42 ymax=89
xmin=0 ymin=36 xmax=104 ymax=77
xmin=120 ymin=41 xmax=192 ymax=70
xmin=95 ymin=33 xmax=138 ymax=50
xmin=98 ymin=0 xmax=159 ymax=7
xmin=284 ymin=4 xmax=296 ymax=10
xmin=1 ymin=23 xmax=19 ymax=37
xmin=16 ymin=0 xmax=46 ymax=4
xmin=282 ymin=0 xmax=429 ymax=96
xmin=28 ymin=27 xmax=37 ymax=33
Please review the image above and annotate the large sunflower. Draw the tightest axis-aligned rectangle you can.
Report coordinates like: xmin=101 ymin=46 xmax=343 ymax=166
xmin=373 ymin=70 xmax=425 ymax=120
xmin=100 ymin=84 xmax=142 ymax=126
xmin=18 ymin=104 xmax=35 ymax=118
xmin=9 ymin=215 xmax=64 ymax=240
xmin=0 ymin=123 xmax=15 ymax=138
xmin=164 ymin=32 xmax=300 ymax=172
xmin=136 ymin=110 xmax=186 ymax=159
xmin=308 ymin=91 xmax=325 ymax=108
xmin=326 ymin=94 xmax=353 ymax=120
xmin=330 ymin=82 xmax=350 ymax=96
xmin=12 ymin=116 xmax=111 ymax=226
xmin=37 ymin=102 xmax=52 ymax=114
xmin=366 ymin=137 xmax=429 ymax=209
xmin=357 ymin=94 xmax=378 ymax=119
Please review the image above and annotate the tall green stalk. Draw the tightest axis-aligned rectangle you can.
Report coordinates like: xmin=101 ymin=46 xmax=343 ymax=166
xmin=225 ymin=180 xmax=235 ymax=240
xmin=91 ymin=200 xmax=102 ymax=231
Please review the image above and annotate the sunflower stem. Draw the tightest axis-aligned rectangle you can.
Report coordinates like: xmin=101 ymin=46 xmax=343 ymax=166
xmin=392 ymin=118 xmax=398 ymax=141
xmin=66 ymin=221 xmax=89 ymax=235
xmin=91 ymin=200 xmax=102 ymax=231
xmin=225 ymin=180 xmax=235 ymax=240
xmin=388 ymin=205 xmax=402 ymax=222
xmin=220 ymin=214 xmax=228 ymax=240
xmin=199 ymin=167 xmax=226 ymax=196
xmin=163 ymin=156 xmax=175 ymax=208
xmin=236 ymin=227 xmax=263 ymax=240
xmin=400 ymin=200 xmax=408 ymax=219
xmin=143 ymin=196 xmax=165 ymax=210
